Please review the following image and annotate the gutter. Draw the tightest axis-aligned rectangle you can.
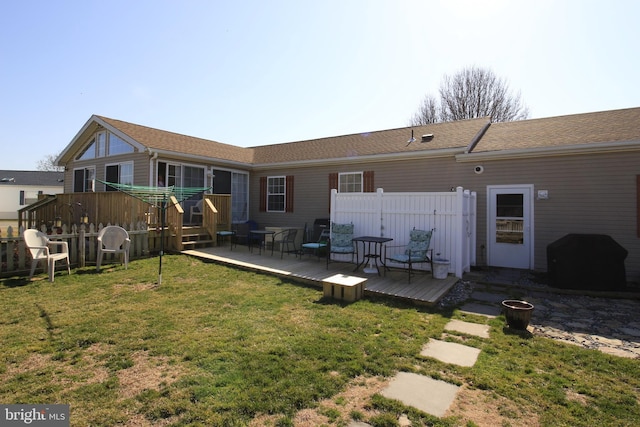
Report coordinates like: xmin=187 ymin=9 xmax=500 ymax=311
xmin=455 ymin=139 xmax=640 ymax=162
xmin=251 ymin=147 xmax=467 ymax=171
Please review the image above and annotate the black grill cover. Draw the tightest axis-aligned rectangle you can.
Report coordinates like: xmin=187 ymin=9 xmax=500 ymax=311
xmin=547 ymin=234 xmax=627 ymax=290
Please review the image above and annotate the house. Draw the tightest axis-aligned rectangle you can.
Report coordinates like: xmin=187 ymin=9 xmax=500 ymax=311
xmin=0 ymin=170 xmax=64 ymax=220
xmin=55 ymin=108 xmax=640 ymax=282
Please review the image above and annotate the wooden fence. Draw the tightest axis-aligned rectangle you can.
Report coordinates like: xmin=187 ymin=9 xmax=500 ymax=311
xmin=330 ymin=187 xmax=477 ymax=278
xmin=0 ymin=222 xmax=151 ymax=278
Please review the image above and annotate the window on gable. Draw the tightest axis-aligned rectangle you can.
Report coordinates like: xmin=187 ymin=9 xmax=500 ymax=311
xmin=76 ymin=130 xmax=133 ymax=160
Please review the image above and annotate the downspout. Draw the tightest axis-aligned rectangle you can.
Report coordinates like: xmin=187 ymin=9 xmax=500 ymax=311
xmin=149 ymin=150 xmax=158 ymax=186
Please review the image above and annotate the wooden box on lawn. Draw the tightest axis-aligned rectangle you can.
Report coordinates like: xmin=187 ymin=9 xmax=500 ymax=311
xmin=322 ymin=274 xmax=367 ymax=302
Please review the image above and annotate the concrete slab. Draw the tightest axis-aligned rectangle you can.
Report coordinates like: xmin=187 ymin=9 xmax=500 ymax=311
xmin=459 ymin=302 xmax=501 ymax=318
xmin=381 ymin=372 xmax=459 ymax=418
xmin=445 ymin=319 xmax=490 ymax=338
xmin=420 ymin=339 xmax=481 ymax=367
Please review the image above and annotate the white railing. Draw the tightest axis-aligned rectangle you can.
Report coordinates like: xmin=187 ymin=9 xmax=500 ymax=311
xmin=0 ymin=222 xmax=150 ymax=278
xmin=330 ymin=187 xmax=476 ymax=278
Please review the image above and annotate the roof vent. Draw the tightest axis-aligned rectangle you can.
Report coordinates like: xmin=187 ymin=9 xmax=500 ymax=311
xmin=421 ymin=134 xmax=434 ymax=143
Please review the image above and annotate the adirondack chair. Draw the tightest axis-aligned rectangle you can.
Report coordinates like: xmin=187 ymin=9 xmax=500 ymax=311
xmin=97 ymin=226 xmax=131 ymax=272
xmin=24 ymin=229 xmax=71 ymax=282
xmin=327 ymin=222 xmax=356 ymax=268
xmin=385 ymin=228 xmax=433 ymax=282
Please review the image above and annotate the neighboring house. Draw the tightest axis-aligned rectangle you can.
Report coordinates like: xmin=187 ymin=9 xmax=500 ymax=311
xmin=0 ymin=170 xmax=64 ymax=220
xmin=55 ymin=108 xmax=640 ymax=281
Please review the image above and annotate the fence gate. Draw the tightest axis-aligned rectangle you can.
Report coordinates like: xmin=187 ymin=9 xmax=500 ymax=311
xmin=330 ymin=187 xmax=476 ymax=278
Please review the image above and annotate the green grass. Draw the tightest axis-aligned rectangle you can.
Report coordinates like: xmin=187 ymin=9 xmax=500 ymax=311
xmin=1 ymin=255 xmax=639 ymax=426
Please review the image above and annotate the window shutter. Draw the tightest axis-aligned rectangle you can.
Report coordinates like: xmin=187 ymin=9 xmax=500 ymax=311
xmin=364 ymin=171 xmax=375 ymax=192
xmin=329 ymin=173 xmax=338 ymax=212
xmin=259 ymin=176 xmax=267 ymax=212
xmin=286 ymin=175 xmax=294 ymax=213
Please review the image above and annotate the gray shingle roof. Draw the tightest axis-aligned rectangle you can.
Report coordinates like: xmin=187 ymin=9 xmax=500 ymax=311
xmin=0 ymin=170 xmax=64 ymax=186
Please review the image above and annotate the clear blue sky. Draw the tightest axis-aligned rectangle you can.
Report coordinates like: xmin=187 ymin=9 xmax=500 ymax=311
xmin=1 ymin=0 xmax=639 ymax=170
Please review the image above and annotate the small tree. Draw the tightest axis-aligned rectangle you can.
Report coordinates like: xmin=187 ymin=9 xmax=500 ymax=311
xmin=36 ymin=153 xmax=64 ymax=171
xmin=411 ymin=66 xmax=529 ymax=125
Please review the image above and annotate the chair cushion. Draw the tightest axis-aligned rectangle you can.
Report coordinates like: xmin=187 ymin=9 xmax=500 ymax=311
xmin=217 ymin=231 xmax=234 ymax=236
xmin=302 ymin=242 xmax=327 ymax=249
xmin=331 ymin=223 xmax=354 ymax=250
xmin=405 ymin=229 xmax=432 ymax=259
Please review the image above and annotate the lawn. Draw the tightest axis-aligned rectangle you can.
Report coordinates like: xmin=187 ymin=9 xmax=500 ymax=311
xmin=1 ymin=255 xmax=639 ymax=426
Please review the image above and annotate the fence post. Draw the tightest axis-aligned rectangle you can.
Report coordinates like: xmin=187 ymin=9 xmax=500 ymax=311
xmin=454 ymin=186 xmax=464 ymax=277
xmin=376 ymin=188 xmax=384 ymax=237
xmin=79 ymin=226 xmax=86 ymax=268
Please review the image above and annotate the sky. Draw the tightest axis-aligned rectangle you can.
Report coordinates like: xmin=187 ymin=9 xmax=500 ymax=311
xmin=1 ymin=0 xmax=639 ymax=171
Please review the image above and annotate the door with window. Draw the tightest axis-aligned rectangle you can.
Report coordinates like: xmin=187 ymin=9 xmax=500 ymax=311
xmin=487 ymin=185 xmax=533 ymax=269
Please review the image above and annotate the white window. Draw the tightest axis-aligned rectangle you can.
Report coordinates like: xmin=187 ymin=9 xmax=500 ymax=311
xmin=231 ymin=172 xmax=249 ymax=222
xmin=338 ymin=172 xmax=363 ymax=193
xmin=76 ymin=131 xmax=134 ymax=160
xmin=73 ymin=167 xmax=95 ymax=192
xmin=267 ymin=176 xmax=286 ymax=212
xmin=105 ymin=162 xmax=134 ymax=191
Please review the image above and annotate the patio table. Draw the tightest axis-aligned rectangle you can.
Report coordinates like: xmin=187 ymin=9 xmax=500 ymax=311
xmin=352 ymin=236 xmax=393 ymax=276
xmin=249 ymin=230 xmax=275 ymax=255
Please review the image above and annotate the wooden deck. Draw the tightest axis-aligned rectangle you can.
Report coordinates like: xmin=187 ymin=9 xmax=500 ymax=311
xmin=182 ymin=245 xmax=460 ymax=306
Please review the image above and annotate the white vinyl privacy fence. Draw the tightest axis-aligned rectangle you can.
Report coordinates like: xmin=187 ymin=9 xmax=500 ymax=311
xmin=330 ymin=187 xmax=477 ymax=278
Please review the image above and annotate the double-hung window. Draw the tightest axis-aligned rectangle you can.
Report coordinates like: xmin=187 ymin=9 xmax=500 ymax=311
xmin=338 ymin=172 xmax=363 ymax=193
xmin=267 ymin=176 xmax=286 ymax=212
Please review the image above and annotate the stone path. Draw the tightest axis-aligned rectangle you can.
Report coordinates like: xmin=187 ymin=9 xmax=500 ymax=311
xmin=349 ymin=270 xmax=640 ymax=426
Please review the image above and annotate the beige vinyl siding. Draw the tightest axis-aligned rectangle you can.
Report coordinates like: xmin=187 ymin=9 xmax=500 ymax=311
xmin=470 ymin=151 xmax=640 ymax=281
xmin=62 ymin=152 xmax=151 ymax=193
xmin=252 ymin=151 xmax=640 ymax=282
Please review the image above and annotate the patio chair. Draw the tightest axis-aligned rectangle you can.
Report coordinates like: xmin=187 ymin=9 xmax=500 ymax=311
xmin=97 ymin=225 xmax=131 ymax=272
xmin=24 ymin=229 xmax=71 ymax=282
xmin=327 ymin=222 xmax=356 ymax=269
xmin=268 ymin=228 xmax=299 ymax=259
xmin=300 ymin=228 xmax=329 ymax=260
xmin=385 ymin=228 xmax=433 ymax=283
xmin=190 ymin=199 xmax=203 ymax=224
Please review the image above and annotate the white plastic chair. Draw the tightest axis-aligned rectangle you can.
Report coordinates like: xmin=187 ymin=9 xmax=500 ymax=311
xmin=24 ymin=229 xmax=71 ymax=282
xmin=97 ymin=226 xmax=131 ymax=272
xmin=190 ymin=199 xmax=203 ymax=224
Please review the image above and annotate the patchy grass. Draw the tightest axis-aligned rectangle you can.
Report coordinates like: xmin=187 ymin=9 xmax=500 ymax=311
xmin=1 ymin=255 xmax=639 ymax=426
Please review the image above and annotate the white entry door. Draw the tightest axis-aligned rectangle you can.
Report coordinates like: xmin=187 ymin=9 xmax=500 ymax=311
xmin=487 ymin=185 xmax=533 ymax=269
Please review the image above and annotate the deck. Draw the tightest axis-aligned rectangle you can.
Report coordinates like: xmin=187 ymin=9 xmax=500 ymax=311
xmin=182 ymin=245 xmax=460 ymax=306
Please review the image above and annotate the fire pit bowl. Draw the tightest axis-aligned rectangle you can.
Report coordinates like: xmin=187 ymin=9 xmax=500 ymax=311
xmin=501 ymin=300 xmax=534 ymax=330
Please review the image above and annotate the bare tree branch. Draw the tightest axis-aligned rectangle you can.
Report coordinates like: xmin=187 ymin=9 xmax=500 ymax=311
xmin=411 ymin=66 xmax=529 ymax=124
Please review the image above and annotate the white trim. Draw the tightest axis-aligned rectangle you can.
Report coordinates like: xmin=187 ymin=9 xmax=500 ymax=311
xmin=486 ymin=184 xmax=534 ymax=269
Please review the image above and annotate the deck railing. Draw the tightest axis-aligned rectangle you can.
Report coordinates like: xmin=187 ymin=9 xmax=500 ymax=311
xmin=17 ymin=192 xmax=232 ymax=251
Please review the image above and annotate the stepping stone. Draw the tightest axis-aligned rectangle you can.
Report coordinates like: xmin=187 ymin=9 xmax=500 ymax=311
xmin=420 ymin=339 xmax=481 ymax=367
xmin=445 ymin=319 xmax=490 ymax=338
xmin=459 ymin=302 xmax=501 ymax=318
xmin=381 ymin=372 xmax=459 ymax=418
